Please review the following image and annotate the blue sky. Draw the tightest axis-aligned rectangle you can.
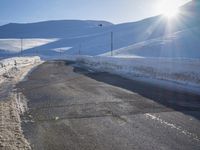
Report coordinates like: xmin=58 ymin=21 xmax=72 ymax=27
xmin=0 ymin=0 xmax=190 ymax=25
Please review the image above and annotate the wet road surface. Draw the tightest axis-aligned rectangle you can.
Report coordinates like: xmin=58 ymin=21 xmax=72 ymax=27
xmin=17 ymin=61 xmax=200 ymax=150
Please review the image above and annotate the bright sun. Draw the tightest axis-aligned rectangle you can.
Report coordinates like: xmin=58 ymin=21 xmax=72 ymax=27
xmin=162 ymin=7 xmax=180 ymax=18
xmin=156 ymin=0 xmax=181 ymax=19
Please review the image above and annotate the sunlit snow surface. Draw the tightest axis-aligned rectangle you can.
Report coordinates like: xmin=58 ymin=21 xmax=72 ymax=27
xmin=0 ymin=1 xmax=199 ymax=59
xmin=52 ymin=47 xmax=72 ymax=53
xmin=102 ymin=27 xmax=200 ymax=59
xmin=72 ymin=55 xmax=200 ymax=94
xmin=0 ymin=39 xmax=58 ymax=52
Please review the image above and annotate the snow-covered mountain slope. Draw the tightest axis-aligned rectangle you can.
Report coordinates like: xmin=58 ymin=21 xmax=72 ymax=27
xmin=0 ymin=20 xmax=113 ymax=38
xmin=0 ymin=0 xmax=199 ymax=59
xmin=103 ymin=27 xmax=200 ymax=58
xmin=102 ymin=0 xmax=200 ymax=58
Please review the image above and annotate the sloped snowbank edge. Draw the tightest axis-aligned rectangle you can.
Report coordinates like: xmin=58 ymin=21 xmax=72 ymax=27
xmin=70 ymin=55 xmax=200 ymax=94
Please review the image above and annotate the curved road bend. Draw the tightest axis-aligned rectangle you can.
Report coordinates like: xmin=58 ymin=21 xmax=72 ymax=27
xmin=17 ymin=61 xmax=200 ymax=150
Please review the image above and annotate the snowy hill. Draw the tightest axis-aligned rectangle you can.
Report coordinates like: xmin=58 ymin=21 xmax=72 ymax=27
xmin=0 ymin=20 xmax=113 ymax=58
xmin=0 ymin=20 xmax=113 ymax=38
xmin=103 ymin=0 xmax=200 ymax=58
xmin=0 ymin=0 xmax=199 ymax=59
xmin=104 ymin=27 xmax=200 ymax=58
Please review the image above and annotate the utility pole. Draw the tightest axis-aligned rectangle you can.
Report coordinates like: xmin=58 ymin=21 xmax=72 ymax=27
xmin=111 ymin=32 xmax=113 ymax=56
xmin=20 ymin=38 xmax=23 ymax=56
xmin=79 ymin=44 xmax=81 ymax=55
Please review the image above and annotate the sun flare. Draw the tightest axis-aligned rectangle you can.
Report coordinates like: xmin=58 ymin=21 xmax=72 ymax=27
xmin=156 ymin=0 xmax=181 ymax=19
xmin=163 ymin=8 xmax=180 ymax=18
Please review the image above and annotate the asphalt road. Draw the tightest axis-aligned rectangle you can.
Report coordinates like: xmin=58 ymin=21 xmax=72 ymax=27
xmin=17 ymin=61 xmax=200 ymax=150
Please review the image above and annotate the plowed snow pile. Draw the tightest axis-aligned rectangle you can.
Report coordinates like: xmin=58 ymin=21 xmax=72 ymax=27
xmin=75 ymin=56 xmax=200 ymax=94
xmin=0 ymin=56 xmax=42 ymax=149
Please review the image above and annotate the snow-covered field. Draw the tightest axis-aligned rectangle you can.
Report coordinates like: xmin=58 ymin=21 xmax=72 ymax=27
xmin=0 ymin=38 xmax=57 ymax=53
xmin=73 ymin=55 xmax=200 ymax=94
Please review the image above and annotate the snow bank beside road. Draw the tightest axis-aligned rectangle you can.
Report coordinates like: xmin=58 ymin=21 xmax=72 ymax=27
xmin=0 ymin=56 xmax=41 ymax=75
xmin=74 ymin=56 xmax=200 ymax=93
xmin=0 ymin=56 xmax=42 ymax=149
xmin=0 ymin=56 xmax=41 ymax=84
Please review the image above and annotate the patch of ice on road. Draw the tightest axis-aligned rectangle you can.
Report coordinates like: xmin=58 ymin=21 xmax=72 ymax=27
xmin=145 ymin=113 xmax=200 ymax=142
